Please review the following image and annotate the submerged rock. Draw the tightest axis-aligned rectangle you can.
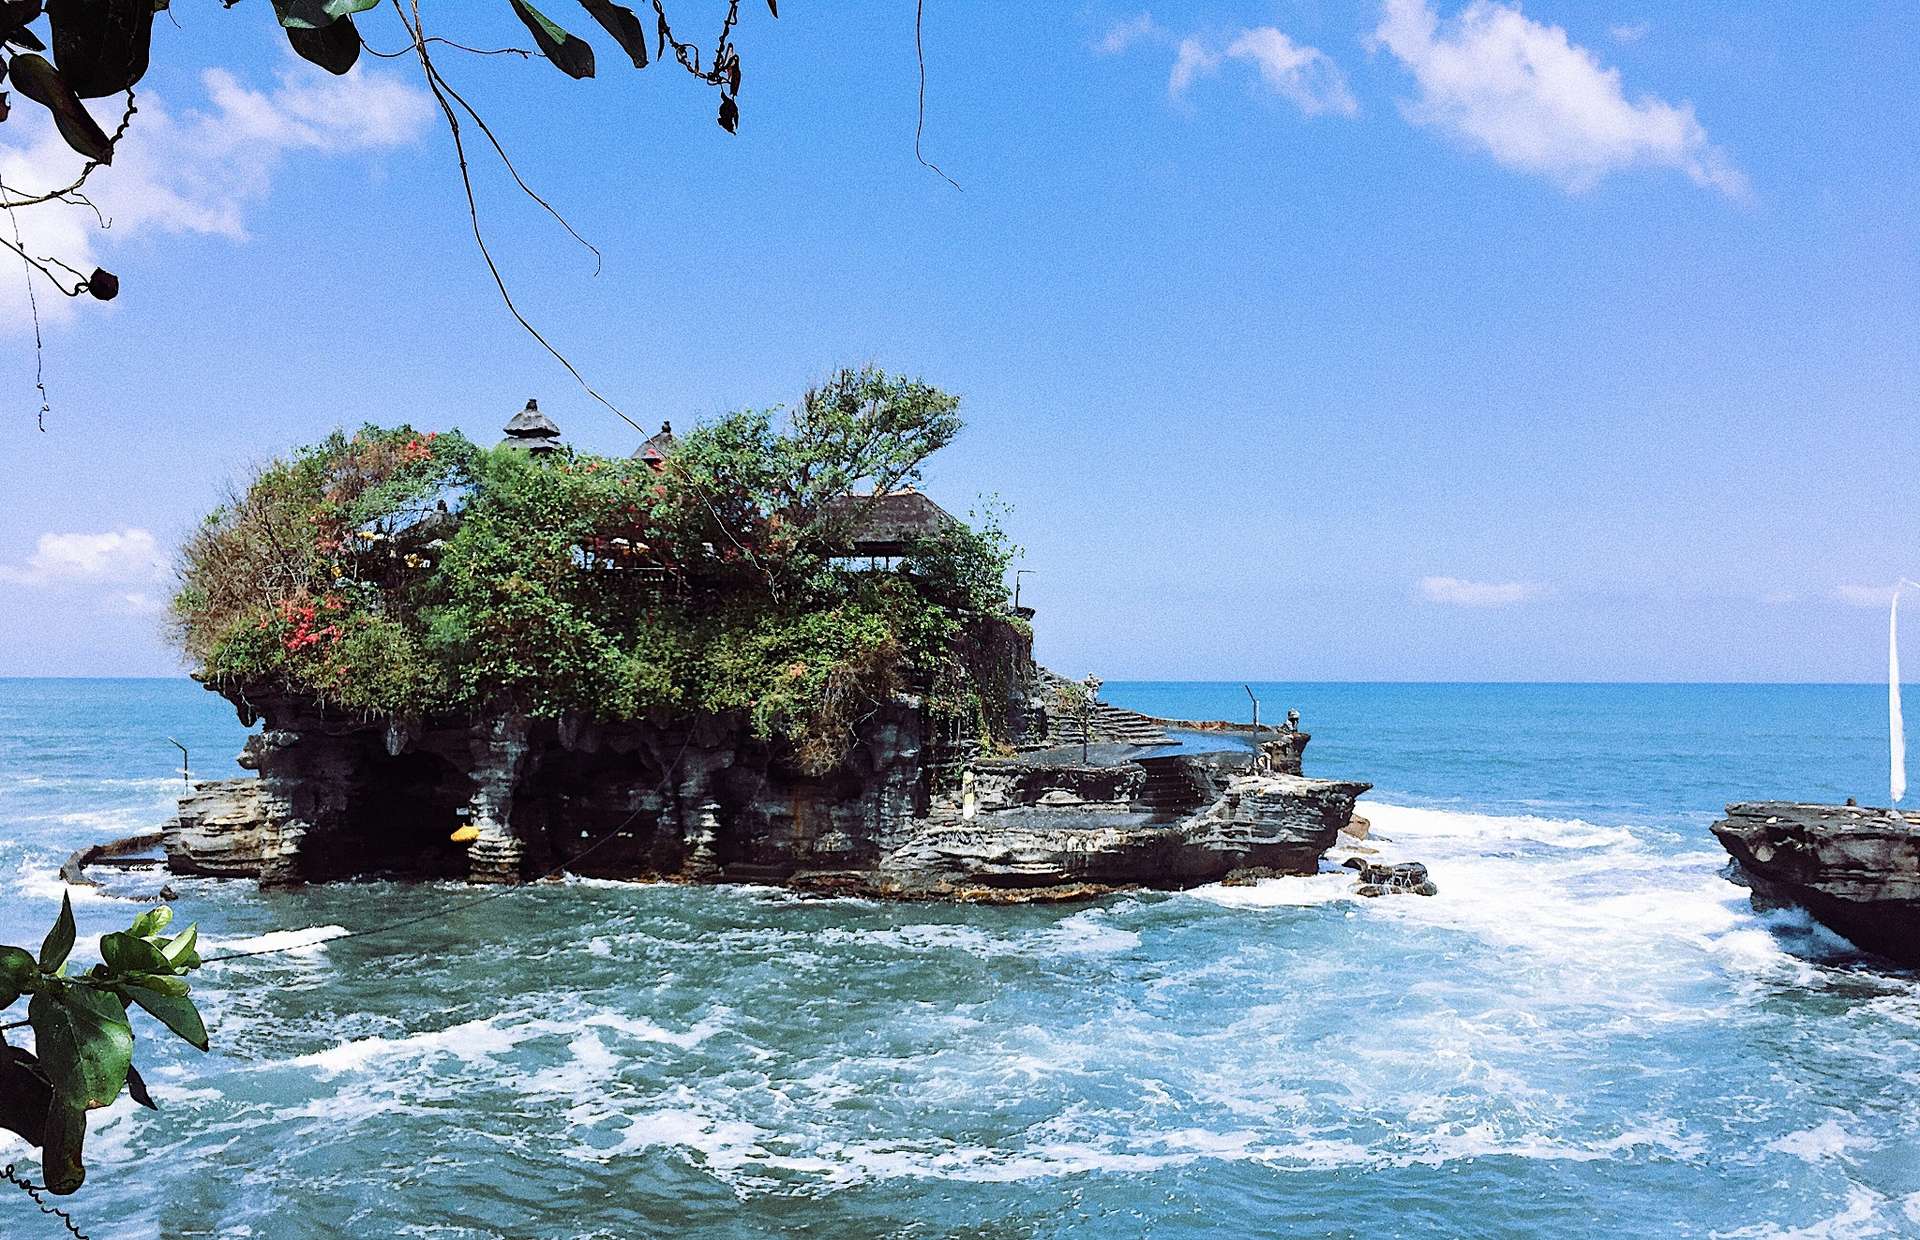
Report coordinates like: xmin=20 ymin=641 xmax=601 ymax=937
xmin=1711 ymin=801 xmax=1920 ymax=966
xmin=1342 ymin=857 xmax=1438 ymax=897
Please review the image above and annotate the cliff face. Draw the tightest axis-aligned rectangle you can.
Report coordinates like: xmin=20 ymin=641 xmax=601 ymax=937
xmin=882 ymin=770 xmax=1370 ymax=897
xmin=1712 ymin=802 xmax=1920 ymax=965
xmin=187 ymin=689 xmax=931 ymax=887
xmin=165 ymin=687 xmax=1369 ymax=902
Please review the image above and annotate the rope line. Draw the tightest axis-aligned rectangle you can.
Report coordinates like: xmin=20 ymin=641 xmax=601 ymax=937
xmin=913 ymin=0 xmax=961 ymax=191
xmin=0 ymin=172 xmax=53 ymax=432
xmin=201 ymin=735 xmax=695 ymax=966
xmin=3 ymin=1165 xmax=88 ymax=1239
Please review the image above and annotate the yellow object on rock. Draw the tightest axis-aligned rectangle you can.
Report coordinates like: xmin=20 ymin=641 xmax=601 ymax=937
xmin=449 ymin=825 xmax=481 ymax=844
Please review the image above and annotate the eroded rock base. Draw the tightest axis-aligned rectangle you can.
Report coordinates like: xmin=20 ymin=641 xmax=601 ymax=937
xmin=151 ymin=723 xmax=1371 ymax=903
xmin=1712 ymin=801 xmax=1920 ymax=966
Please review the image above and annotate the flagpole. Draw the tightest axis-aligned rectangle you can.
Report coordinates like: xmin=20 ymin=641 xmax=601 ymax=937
xmin=1892 ymin=580 xmax=1920 ymax=805
xmin=1894 ymin=586 xmax=1906 ymax=804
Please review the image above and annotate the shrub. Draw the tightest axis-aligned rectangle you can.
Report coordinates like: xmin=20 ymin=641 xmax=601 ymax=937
xmin=171 ymin=372 xmax=1020 ymax=771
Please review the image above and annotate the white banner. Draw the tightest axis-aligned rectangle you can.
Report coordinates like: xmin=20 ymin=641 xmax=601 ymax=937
xmin=1896 ymin=585 xmax=1908 ymax=804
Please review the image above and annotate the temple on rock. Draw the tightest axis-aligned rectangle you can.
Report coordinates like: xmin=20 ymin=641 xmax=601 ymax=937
xmin=133 ymin=388 xmax=1379 ymax=902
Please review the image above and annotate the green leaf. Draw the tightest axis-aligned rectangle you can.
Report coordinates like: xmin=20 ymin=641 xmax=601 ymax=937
xmin=160 ymin=924 xmax=199 ymax=970
xmin=123 ymin=972 xmax=188 ymax=997
xmin=7 ymin=53 xmax=114 ymax=162
xmin=0 ymin=945 xmax=36 ymax=1009
xmin=28 ymin=985 xmax=133 ymax=1110
xmin=0 ymin=1047 xmax=52 ymax=1149
xmin=39 ymin=1101 xmax=86 ymax=1195
xmin=123 ymin=1063 xmax=156 ymax=1110
xmin=39 ymin=891 xmax=75 ymax=972
xmin=46 ymin=0 xmax=155 ymax=98
xmin=2 ymin=4 xmax=46 ymax=53
xmin=127 ymin=907 xmax=172 ymax=938
xmin=100 ymin=930 xmax=171 ymax=977
xmin=270 ymin=0 xmax=378 ymax=29
xmin=123 ymin=982 xmax=207 ymax=1051
xmin=511 ymin=0 xmax=594 ymax=79
xmin=577 ymin=0 xmax=645 ymax=68
xmin=283 ymin=13 xmax=361 ymax=75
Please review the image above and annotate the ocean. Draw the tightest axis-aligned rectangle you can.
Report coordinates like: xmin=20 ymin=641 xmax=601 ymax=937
xmin=2 ymin=678 xmax=1917 ymax=1238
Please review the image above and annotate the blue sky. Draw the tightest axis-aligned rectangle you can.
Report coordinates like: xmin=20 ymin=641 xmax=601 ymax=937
xmin=0 ymin=0 xmax=1914 ymax=679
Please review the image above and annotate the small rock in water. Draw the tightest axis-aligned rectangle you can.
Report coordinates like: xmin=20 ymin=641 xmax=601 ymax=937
xmin=1342 ymin=814 xmax=1372 ymax=841
xmin=1346 ymin=858 xmax=1437 ymax=896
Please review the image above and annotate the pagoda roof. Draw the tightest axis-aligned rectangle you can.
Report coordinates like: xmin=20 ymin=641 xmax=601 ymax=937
xmin=818 ymin=489 xmax=955 ymax=557
xmin=503 ymin=399 xmax=561 ymax=439
xmin=633 ymin=421 xmax=676 ymax=462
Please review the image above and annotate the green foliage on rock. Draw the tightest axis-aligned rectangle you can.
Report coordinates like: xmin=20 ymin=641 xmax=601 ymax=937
xmin=0 ymin=896 xmax=208 ymax=1196
xmin=171 ymin=369 xmax=1022 ymax=771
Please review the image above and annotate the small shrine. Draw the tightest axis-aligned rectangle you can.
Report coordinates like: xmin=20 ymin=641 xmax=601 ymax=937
xmin=500 ymin=398 xmax=563 ymax=455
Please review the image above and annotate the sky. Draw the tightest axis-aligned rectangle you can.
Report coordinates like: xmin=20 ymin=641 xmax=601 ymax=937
xmin=0 ymin=0 xmax=1915 ymax=680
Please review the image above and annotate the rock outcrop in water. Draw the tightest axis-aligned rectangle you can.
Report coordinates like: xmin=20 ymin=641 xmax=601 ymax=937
xmin=882 ymin=767 xmax=1370 ymax=899
xmin=1711 ymin=801 xmax=1920 ymax=966
xmin=149 ymin=685 xmax=1368 ymax=902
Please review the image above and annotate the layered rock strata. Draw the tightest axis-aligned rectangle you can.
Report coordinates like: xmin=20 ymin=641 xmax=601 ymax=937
xmin=152 ymin=690 xmax=1370 ymax=902
xmin=1711 ymin=801 xmax=1920 ymax=966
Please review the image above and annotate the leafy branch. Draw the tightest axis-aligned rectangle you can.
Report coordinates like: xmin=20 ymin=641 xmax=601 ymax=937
xmin=0 ymin=0 xmax=778 ymax=425
xmin=0 ymin=894 xmax=208 ymax=1198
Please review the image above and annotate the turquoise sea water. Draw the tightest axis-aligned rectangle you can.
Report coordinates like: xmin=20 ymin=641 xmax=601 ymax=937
xmin=2 ymin=678 xmax=1918 ymax=1238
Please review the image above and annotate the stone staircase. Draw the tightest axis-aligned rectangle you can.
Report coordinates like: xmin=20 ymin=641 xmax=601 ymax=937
xmin=1132 ymin=755 xmax=1212 ymax=816
xmin=1036 ymin=670 xmax=1171 ymax=748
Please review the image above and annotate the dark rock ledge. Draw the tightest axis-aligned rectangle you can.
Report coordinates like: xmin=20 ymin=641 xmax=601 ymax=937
xmin=1712 ymin=801 xmax=1920 ymax=966
xmin=102 ymin=691 xmax=1373 ymax=904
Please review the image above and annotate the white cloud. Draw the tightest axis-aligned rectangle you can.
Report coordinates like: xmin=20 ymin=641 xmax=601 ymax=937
xmin=0 ymin=528 xmax=166 ymax=587
xmin=1222 ymin=29 xmax=1360 ymax=117
xmin=1370 ymin=0 xmax=1744 ymax=195
xmin=1834 ymin=584 xmax=1896 ymax=609
xmin=1097 ymin=13 xmax=1162 ymax=55
xmin=1168 ymin=28 xmax=1357 ymax=118
xmin=0 ymin=61 xmax=431 ymax=330
xmin=1609 ymin=21 xmax=1650 ymax=45
xmin=1418 ymin=575 xmax=1540 ymax=607
xmin=1169 ymin=37 xmax=1220 ymax=98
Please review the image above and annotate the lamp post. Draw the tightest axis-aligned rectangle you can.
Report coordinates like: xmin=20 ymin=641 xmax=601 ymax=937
xmin=1014 ymin=569 xmax=1035 ymax=610
xmin=1243 ymin=685 xmax=1262 ymax=772
xmin=165 ymin=737 xmax=189 ymax=785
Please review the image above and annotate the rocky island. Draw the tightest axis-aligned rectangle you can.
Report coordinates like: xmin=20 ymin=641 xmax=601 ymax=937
xmin=137 ymin=371 xmax=1375 ymax=902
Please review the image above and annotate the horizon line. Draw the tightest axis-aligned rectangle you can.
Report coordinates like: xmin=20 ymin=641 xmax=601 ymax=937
xmin=0 ymin=675 xmax=1913 ymax=688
